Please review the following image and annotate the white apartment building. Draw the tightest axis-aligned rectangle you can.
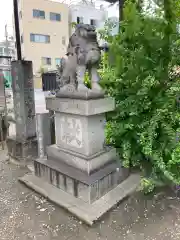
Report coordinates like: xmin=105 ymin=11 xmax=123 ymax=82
xmin=109 ymin=16 xmax=119 ymax=36
xmin=69 ymin=1 xmax=108 ymax=45
xmin=15 ymin=0 xmax=69 ymax=75
xmin=0 ymin=37 xmax=16 ymax=87
xmin=0 ymin=37 xmax=16 ymax=59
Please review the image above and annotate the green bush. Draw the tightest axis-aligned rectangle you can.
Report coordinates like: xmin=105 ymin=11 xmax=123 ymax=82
xmin=101 ymin=0 xmax=180 ymax=191
xmin=84 ymin=71 xmax=91 ymax=88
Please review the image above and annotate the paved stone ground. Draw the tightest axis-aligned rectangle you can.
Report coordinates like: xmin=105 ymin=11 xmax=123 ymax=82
xmin=0 ymin=150 xmax=180 ymax=240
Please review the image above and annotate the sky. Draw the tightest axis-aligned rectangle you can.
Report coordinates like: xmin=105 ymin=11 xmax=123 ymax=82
xmin=0 ymin=0 xmax=13 ymax=41
xmin=0 ymin=0 xmax=118 ymax=41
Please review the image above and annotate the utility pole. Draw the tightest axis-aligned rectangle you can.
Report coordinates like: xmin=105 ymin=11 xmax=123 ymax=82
xmin=5 ymin=24 xmax=9 ymax=57
xmin=13 ymin=0 xmax=22 ymax=60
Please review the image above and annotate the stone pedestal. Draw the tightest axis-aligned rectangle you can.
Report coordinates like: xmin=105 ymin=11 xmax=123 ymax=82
xmin=33 ymin=96 xmax=130 ymax=204
xmin=7 ymin=136 xmax=37 ymax=162
xmin=7 ymin=61 xmax=37 ymax=163
xmin=20 ymin=96 xmax=140 ymax=224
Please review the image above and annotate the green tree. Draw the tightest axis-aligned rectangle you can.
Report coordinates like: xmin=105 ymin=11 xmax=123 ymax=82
xmin=4 ymin=78 xmax=9 ymax=88
xmin=101 ymin=0 xmax=180 ymax=192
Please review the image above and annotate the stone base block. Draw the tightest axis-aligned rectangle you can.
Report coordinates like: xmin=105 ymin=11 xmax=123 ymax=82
xmin=7 ymin=135 xmax=38 ymax=163
xmin=47 ymin=144 xmax=117 ymax=174
xmin=46 ymin=96 xmax=115 ymax=116
xmin=34 ymin=157 xmax=129 ymax=203
xmin=56 ymin=84 xmax=105 ymax=100
xmin=19 ymin=173 xmax=140 ymax=225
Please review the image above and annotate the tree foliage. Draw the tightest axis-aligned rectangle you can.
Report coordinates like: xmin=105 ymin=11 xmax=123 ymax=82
xmin=100 ymin=0 xmax=180 ymax=192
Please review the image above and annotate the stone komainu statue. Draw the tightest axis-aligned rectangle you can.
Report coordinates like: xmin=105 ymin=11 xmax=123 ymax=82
xmin=56 ymin=24 xmax=104 ymax=99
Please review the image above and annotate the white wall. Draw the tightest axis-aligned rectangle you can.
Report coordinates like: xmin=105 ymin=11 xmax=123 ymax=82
xmin=70 ymin=3 xmax=107 ymax=27
xmin=69 ymin=2 xmax=108 ymax=45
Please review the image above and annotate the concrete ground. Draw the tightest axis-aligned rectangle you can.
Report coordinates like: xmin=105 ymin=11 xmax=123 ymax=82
xmin=0 ymin=150 xmax=180 ymax=240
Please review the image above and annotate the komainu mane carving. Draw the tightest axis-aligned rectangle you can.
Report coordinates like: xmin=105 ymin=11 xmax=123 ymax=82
xmin=56 ymin=24 xmax=104 ymax=99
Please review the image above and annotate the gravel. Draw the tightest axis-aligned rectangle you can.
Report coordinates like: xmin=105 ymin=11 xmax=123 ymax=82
xmin=0 ymin=150 xmax=180 ymax=240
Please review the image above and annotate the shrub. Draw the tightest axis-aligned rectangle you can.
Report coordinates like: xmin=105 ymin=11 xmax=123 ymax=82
xmin=101 ymin=0 xmax=180 ymax=191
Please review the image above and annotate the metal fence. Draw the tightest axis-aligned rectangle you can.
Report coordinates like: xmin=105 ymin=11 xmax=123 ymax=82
xmin=42 ymin=72 xmax=58 ymax=91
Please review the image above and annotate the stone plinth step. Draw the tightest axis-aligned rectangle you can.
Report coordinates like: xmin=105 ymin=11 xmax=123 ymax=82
xmin=19 ymin=173 xmax=140 ymax=226
xmin=7 ymin=135 xmax=38 ymax=163
xmin=46 ymin=96 xmax=115 ymax=116
xmin=56 ymin=85 xmax=105 ymax=100
xmin=34 ymin=157 xmax=129 ymax=203
xmin=47 ymin=144 xmax=118 ymax=174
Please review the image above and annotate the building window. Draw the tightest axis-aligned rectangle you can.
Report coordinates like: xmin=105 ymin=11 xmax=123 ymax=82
xmin=55 ymin=58 xmax=61 ymax=66
xmin=4 ymin=48 xmax=8 ymax=55
xmin=62 ymin=36 xmax=66 ymax=45
xmin=30 ymin=34 xmax=50 ymax=43
xmin=50 ymin=12 xmax=61 ymax=21
xmin=33 ymin=9 xmax=45 ymax=19
xmin=0 ymin=48 xmax=3 ymax=55
xmin=90 ymin=19 xmax=96 ymax=26
xmin=42 ymin=57 xmax=51 ymax=65
xmin=19 ymin=11 xmax=22 ymax=19
xmin=77 ymin=16 xmax=83 ymax=24
xmin=21 ymin=35 xmax=23 ymax=43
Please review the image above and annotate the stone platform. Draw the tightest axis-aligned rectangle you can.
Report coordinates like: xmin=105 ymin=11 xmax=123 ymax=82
xmin=56 ymin=84 xmax=105 ymax=100
xmin=34 ymin=156 xmax=129 ymax=203
xmin=20 ymin=95 xmax=138 ymax=224
xmin=7 ymin=135 xmax=38 ymax=164
xmin=7 ymin=61 xmax=37 ymax=164
xmin=47 ymin=144 xmax=117 ymax=174
xmin=19 ymin=173 xmax=140 ymax=225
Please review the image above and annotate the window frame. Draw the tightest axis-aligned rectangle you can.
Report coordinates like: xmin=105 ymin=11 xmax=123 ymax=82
xmin=42 ymin=57 xmax=51 ymax=65
xmin=30 ymin=34 xmax=50 ymax=43
xmin=0 ymin=47 xmax=3 ymax=54
xmin=50 ymin=12 xmax=61 ymax=22
xmin=33 ymin=9 xmax=45 ymax=19
xmin=21 ymin=35 xmax=23 ymax=43
xmin=62 ymin=36 xmax=66 ymax=45
xmin=19 ymin=11 xmax=22 ymax=19
xmin=77 ymin=16 xmax=83 ymax=24
xmin=90 ymin=19 xmax=96 ymax=26
xmin=55 ymin=58 xmax=61 ymax=66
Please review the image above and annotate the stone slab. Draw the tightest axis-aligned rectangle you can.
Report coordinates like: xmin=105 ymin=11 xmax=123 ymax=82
xmin=19 ymin=173 xmax=140 ymax=225
xmin=47 ymin=144 xmax=118 ymax=174
xmin=56 ymin=84 xmax=105 ymax=100
xmin=34 ymin=157 xmax=129 ymax=203
xmin=7 ymin=135 xmax=38 ymax=163
xmin=35 ymin=157 xmax=123 ymax=185
xmin=46 ymin=97 xmax=115 ymax=116
xmin=48 ymin=144 xmax=107 ymax=160
xmin=11 ymin=61 xmax=36 ymax=140
xmin=54 ymin=113 xmax=106 ymax=156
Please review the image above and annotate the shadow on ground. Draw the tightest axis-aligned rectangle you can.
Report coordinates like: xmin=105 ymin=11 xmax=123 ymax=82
xmin=0 ymin=150 xmax=180 ymax=240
